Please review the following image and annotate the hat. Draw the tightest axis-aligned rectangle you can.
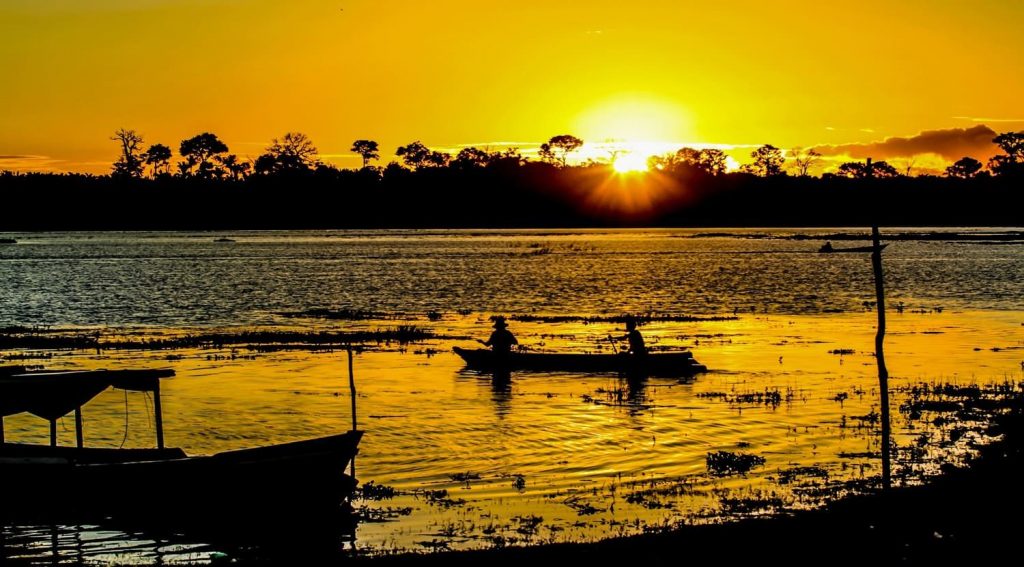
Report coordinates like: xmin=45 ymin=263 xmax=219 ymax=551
xmin=492 ymin=316 xmax=508 ymax=328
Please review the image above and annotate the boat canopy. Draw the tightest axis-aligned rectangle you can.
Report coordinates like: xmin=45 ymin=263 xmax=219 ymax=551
xmin=0 ymin=369 xmax=174 ymax=420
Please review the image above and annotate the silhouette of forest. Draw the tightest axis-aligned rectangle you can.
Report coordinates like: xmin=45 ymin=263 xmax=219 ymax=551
xmin=2 ymin=130 xmax=1022 ymax=230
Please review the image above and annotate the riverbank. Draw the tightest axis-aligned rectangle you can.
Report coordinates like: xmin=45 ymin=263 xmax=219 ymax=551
xmin=350 ymin=403 xmax=1023 ymax=566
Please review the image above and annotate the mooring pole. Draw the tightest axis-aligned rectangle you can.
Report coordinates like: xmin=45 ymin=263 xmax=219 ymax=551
xmin=347 ymin=344 xmax=358 ymax=479
xmin=49 ymin=418 xmax=58 ymax=447
xmin=871 ymin=225 xmax=891 ymax=490
xmin=75 ymin=407 xmax=84 ymax=448
xmin=153 ymin=381 xmax=165 ymax=450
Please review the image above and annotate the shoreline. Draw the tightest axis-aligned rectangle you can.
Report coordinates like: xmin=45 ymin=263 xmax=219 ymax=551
xmin=346 ymin=404 xmax=1023 ymax=566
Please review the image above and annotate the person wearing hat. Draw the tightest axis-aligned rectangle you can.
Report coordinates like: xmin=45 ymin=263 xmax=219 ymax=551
xmin=479 ymin=316 xmax=518 ymax=355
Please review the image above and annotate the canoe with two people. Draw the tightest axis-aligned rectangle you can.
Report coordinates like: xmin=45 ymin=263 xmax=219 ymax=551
xmin=454 ymin=316 xmax=706 ymax=377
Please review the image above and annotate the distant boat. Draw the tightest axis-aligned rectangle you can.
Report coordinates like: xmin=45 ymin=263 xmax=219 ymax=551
xmin=0 ymin=238 xmax=16 ymax=244
xmin=819 ymin=242 xmax=887 ymax=253
xmin=213 ymin=237 xmax=236 ymax=243
xmin=0 ymin=368 xmax=361 ymax=523
xmin=453 ymin=347 xmax=707 ymax=377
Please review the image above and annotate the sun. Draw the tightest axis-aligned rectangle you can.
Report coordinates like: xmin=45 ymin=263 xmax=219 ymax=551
xmin=612 ymin=152 xmax=649 ymax=173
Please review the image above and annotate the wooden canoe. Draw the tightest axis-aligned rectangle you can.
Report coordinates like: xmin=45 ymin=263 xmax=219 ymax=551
xmin=453 ymin=347 xmax=706 ymax=376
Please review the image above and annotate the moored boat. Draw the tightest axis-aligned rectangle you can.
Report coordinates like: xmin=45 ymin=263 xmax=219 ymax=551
xmin=453 ymin=347 xmax=707 ymax=376
xmin=0 ymin=368 xmax=361 ymax=523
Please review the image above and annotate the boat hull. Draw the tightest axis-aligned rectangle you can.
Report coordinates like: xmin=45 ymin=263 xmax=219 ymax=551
xmin=0 ymin=431 xmax=362 ymax=524
xmin=453 ymin=347 xmax=706 ymax=376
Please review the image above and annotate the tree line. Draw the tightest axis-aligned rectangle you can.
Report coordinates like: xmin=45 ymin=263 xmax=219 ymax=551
xmin=102 ymin=128 xmax=1024 ymax=181
xmin=1 ymin=129 xmax=1021 ymax=230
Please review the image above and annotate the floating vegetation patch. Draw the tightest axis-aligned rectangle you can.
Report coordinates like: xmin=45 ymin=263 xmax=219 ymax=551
xmin=278 ymin=308 xmax=390 ymax=321
xmin=449 ymin=472 xmax=482 ymax=483
xmin=507 ymin=313 xmax=738 ymax=325
xmin=0 ymin=327 xmax=441 ymax=351
xmin=563 ymin=496 xmax=603 ymax=515
xmin=0 ymin=331 xmax=99 ymax=350
xmin=698 ymin=388 xmax=792 ymax=407
xmin=829 ymin=348 xmax=856 ymax=355
xmin=1 ymin=351 xmax=55 ymax=360
xmin=357 ymin=481 xmax=398 ymax=501
xmin=511 ymin=515 xmax=544 ymax=537
xmin=359 ymin=506 xmax=414 ymax=523
xmin=418 ymin=489 xmax=467 ymax=509
xmin=706 ymin=451 xmax=767 ymax=476
xmin=775 ymin=466 xmax=830 ymax=486
xmin=719 ymin=496 xmax=786 ymax=515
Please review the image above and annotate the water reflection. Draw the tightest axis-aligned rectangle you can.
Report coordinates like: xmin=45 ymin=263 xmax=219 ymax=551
xmin=1 ymin=508 xmax=359 ymax=565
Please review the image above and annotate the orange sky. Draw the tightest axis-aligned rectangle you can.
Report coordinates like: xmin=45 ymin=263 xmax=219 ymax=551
xmin=1 ymin=0 xmax=1022 ymax=174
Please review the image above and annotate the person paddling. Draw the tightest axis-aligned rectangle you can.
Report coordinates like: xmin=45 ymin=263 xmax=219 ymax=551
xmin=479 ymin=316 xmax=518 ymax=355
xmin=618 ymin=316 xmax=647 ymax=357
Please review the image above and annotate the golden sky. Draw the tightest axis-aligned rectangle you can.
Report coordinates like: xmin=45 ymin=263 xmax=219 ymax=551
xmin=1 ymin=0 xmax=1022 ymax=173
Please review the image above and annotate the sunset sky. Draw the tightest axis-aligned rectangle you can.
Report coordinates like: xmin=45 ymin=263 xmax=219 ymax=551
xmin=2 ymin=0 xmax=1022 ymax=174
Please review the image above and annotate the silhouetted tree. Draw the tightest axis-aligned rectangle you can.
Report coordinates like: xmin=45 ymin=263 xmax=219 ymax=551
xmin=697 ymin=149 xmax=728 ymax=176
xmin=142 ymin=143 xmax=172 ymax=178
xmin=452 ymin=147 xmax=491 ymax=170
xmin=396 ymin=141 xmax=430 ymax=169
xmin=111 ymin=128 xmax=145 ymax=178
xmin=217 ymin=154 xmax=250 ymax=180
xmin=789 ymin=147 xmax=822 ymax=177
xmin=253 ymin=154 xmax=277 ymax=176
xmin=945 ymin=157 xmax=984 ymax=179
xmin=836 ymin=159 xmax=900 ymax=179
xmin=539 ymin=135 xmax=583 ymax=167
xmin=263 ymin=132 xmax=318 ymax=172
xmin=743 ymin=145 xmax=786 ymax=176
xmin=487 ymin=148 xmax=525 ymax=168
xmin=988 ymin=131 xmax=1024 ymax=176
xmin=351 ymin=140 xmax=380 ymax=169
xmin=396 ymin=141 xmax=449 ymax=169
xmin=179 ymin=133 xmax=229 ymax=178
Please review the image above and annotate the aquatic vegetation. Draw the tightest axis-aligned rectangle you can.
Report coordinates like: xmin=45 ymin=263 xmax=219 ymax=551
xmin=0 ymin=327 xmax=440 ymax=352
xmin=706 ymin=451 xmax=767 ymax=476
xmin=278 ymin=308 xmax=387 ymax=320
xmin=508 ymin=313 xmax=738 ymax=324
xmin=563 ymin=497 xmax=603 ymax=515
xmin=699 ymin=388 xmax=791 ymax=407
xmin=359 ymin=506 xmax=413 ymax=523
xmin=418 ymin=489 xmax=468 ymax=508
xmin=775 ymin=466 xmax=830 ymax=485
xmin=719 ymin=496 xmax=785 ymax=515
xmin=357 ymin=481 xmax=398 ymax=501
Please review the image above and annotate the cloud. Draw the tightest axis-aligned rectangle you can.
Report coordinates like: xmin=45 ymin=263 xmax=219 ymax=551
xmin=0 ymin=154 xmax=65 ymax=172
xmin=813 ymin=125 xmax=1000 ymax=162
xmin=953 ymin=116 xmax=1024 ymax=124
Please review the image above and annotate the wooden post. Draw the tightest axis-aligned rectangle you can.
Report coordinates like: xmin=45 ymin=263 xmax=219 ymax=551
xmin=871 ymin=226 xmax=891 ymax=490
xmin=75 ymin=407 xmax=84 ymax=448
xmin=153 ymin=381 xmax=165 ymax=450
xmin=50 ymin=418 xmax=58 ymax=447
xmin=348 ymin=346 xmax=358 ymax=433
xmin=347 ymin=345 xmax=358 ymax=480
